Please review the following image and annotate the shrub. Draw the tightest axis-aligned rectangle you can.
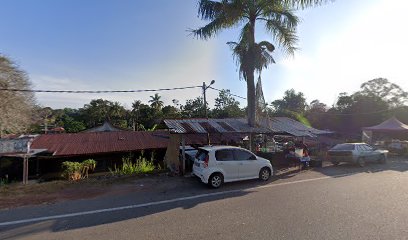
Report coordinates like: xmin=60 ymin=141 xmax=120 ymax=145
xmin=61 ymin=159 xmax=97 ymax=181
xmin=81 ymin=159 xmax=97 ymax=178
xmin=110 ymin=156 xmax=155 ymax=176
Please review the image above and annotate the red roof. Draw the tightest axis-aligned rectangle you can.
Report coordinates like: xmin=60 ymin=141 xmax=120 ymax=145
xmin=31 ymin=131 xmax=170 ymax=156
xmin=363 ymin=117 xmax=408 ymax=132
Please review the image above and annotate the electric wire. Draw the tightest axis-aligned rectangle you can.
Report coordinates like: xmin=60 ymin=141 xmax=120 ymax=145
xmin=0 ymin=85 xmax=202 ymax=93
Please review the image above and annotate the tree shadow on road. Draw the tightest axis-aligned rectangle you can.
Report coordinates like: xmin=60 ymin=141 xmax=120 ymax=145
xmin=312 ymin=157 xmax=408 ymax=178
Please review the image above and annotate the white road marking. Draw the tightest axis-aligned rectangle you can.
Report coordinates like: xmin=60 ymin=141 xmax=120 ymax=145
xmin=0 ymin=172 xmax=355 ymax=227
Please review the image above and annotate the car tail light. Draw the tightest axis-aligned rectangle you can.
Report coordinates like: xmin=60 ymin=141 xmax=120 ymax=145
xmin=203 ymin=155 xmax=209 ymax=168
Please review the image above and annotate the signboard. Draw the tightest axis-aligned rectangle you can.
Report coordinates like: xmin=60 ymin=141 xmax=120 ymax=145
xmin=0 ymin=138 xmax=31 ymax=154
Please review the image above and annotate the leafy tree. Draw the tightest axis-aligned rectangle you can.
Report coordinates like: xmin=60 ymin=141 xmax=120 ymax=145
xmin=149 ymin=93 xmax=164 ymax=110
xmin=137 ymin=103 xmax=160 ymax=129
xmin=271 ymin=89 xmax=307 ymax=114
xmin=212 ymin=89 xmax=244 ymax=118
xmin=181 ymin=97 xmax=207 ymax=118
xmin=192 ymin=0 xmax=327 ymax=126
xmin=63 ymin=118 xmax=86 ymax=133
xmin=359 ymin=78 xmax=407 ymax=106
xmin=305 ymin=99 xmax=328 ymax=129
xmin=0 ymin=55 xmax=36 ymax=137
xmin=325 ymin=91 xmax=391 ymax=133
xmin=334 ymin=92 xmax=354 ymax=112
xmin=80 ymin=99 xmax=127 ymax=128
xmin=162 ymin=105 xmax=182 ymax=119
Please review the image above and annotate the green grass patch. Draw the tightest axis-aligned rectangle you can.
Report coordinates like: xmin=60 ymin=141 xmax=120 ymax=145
xmin=110 ymin=156 xmax=156 ymax=176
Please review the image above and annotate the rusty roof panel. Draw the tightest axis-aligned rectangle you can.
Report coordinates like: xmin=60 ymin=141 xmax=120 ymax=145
xmin=199 ymin=122 xmax=219 ymax=133
xmin=217 ymin=122 xmax=236 ymax=132
xmin=31 ymin=131 xmax=170 ymax=156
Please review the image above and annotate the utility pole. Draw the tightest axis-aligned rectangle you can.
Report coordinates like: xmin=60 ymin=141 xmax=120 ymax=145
xmin=202 ymin=80 xmax=215 ymax=145
xmin=202 ymin=82 xmax=208 ymax=118
xmin=202 ymin=80 xmax=215 ymax=119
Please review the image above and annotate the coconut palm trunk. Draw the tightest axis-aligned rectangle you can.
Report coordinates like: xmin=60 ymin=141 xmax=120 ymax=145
xmin=191 ymin=0 xmax=328 ymax=127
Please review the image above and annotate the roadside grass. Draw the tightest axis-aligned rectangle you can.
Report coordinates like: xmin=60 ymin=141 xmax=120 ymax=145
xmin=109 ymin=156 xmax=157 ymax=176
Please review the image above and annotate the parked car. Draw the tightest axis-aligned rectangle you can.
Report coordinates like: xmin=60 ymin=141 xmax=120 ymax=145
xmin=327 ymin=143 xmax=388 ymax=167
xmin=179 ymin=146 xmax=198 ymax=172
xmin=193 ymin=146 xmax=273 ymax=188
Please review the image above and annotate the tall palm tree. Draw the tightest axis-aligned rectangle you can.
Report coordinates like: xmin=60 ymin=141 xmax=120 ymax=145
xmin=131 ymin=100 xmax=142 ymax=131
xmin=149 ymin=93 xmax=164 ymax=110
xmin=192 ymin=0 xmax=327 ymax=126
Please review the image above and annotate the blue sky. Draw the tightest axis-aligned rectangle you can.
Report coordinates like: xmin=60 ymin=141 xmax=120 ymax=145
xmin=1 ymin=0 xmax=407 ymax=109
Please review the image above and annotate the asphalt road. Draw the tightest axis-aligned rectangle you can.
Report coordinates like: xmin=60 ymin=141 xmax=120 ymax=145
xmin=1 ymin=160 xmax=408 ymax=240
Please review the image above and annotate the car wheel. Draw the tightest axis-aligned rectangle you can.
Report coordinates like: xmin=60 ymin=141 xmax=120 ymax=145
xmin=379 ymin=154 xmax=387 ymax=164
xmin=208 ymin=173 xmax=223 ymax=188
xmin=259 ymin=167 xmax=271 ymax=181
xmin=331 ymin=161 xmax=339 ymax=166
xmin=357 ymin=157 xmax=365 ymax=167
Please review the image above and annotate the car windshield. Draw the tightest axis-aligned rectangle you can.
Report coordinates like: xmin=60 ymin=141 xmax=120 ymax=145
xmin=195 ymin=149 xmax=208 ymax=162
xmin=331 ymin=144 xmax=355 ymax=151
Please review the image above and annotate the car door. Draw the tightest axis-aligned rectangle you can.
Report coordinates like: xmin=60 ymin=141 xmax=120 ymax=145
xmin=233 ymin=149 xmax=259 ymax=179
xmin=214 ymin=149 xmax=239 ymax=181
xmin=364 ymin=144 xmax=378 ymax=161
xmin=356 ymin=145 xmax=368 ymax=159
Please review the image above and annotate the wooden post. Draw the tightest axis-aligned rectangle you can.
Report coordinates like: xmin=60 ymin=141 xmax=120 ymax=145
xmin=36 ymin=158 xmax=40 ymax=176
xmin=23 ymin=155 xmax=29 ymax=184
xmin=249 ymin=133 xmax=252 ymax=152
xmin=181 ymin=135 xmax=186 ymax=175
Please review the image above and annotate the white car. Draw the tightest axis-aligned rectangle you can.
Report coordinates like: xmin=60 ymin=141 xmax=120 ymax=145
xmin=327 ymin=143 xmax=388 ymax=167
xmin=193 ymin=146 xmax=273 ymax=188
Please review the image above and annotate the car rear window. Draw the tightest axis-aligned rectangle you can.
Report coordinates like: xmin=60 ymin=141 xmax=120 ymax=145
xmin=331 ymin=144 xmax=355 ymax=151
xmin=215 ymin=149 xmax=235 ymax=161
xmin=195 ymin=149 xmax=208 ymax=162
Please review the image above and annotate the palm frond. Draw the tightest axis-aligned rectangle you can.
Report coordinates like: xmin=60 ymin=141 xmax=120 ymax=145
xmin=191 ymin=0 xmax=246 ymax=39
xmin=259 ymin=41 xmax=275 ymax=52
xmin=260 ymin=6 xmax=299 ymax=29
xmin=264 ymin=19 xmax=298 ymax=56
xmin=283 ymin=0 xmax=332 ymax=9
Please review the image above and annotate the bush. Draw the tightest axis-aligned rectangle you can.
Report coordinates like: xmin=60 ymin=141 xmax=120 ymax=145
xmin=110 ymin=156 xmax=155 ymax=176
xmin=62 ymin=159 xmax=97 ymax=181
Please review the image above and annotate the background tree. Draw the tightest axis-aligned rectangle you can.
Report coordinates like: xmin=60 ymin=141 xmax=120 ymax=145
xmin=271 ymin=89 xmax=307 ymax=114
xmin=149 ymin=93 xmax=164 ymax=110
xmin=212 ymin=89 xmax=244 ymax=118
xmin=131 ymin=100 xmax=142 ymax=131
xmin=80 ymin=99 xmax=127 ymax=128
xmin=162 ymin=105 xmax=182 ymax=119
xmin=181 ymin=97 xmax=207 ymax=118
xmin=304 ymin=99 xmax=328 ymax=129
xmin=0 ymin=55 xmax=36 ymax=137
xmin=192 ymin=0 xmax=326 ymax=126
xmin=359 ymin=78 xmax=407 ymax=106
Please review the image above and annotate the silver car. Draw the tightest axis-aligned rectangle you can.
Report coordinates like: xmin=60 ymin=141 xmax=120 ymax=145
xmin=327 ymin=143 xmax=388 ymax=167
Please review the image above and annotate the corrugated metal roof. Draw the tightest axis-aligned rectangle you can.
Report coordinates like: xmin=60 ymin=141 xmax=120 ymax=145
xmin=31 ymin=131 xmax=170 ymax=156
xmin=164 ymin=118 xmax=273 ymax=134
xmin=260 ymin=117 xmax=333 ymax=137
xmin=164 ymin=117 xmax=332 ymax=137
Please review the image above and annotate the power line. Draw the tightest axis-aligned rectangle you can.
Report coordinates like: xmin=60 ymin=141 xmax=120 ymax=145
xmin=208 ymin=86 xmax=247 ymax=100
xmin=0 ymin=85 xmax=202 ymax=93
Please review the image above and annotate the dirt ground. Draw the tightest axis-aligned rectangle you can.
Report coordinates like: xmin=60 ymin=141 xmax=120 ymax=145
xmin=0 ymin=173 xmax=180 ymax=210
